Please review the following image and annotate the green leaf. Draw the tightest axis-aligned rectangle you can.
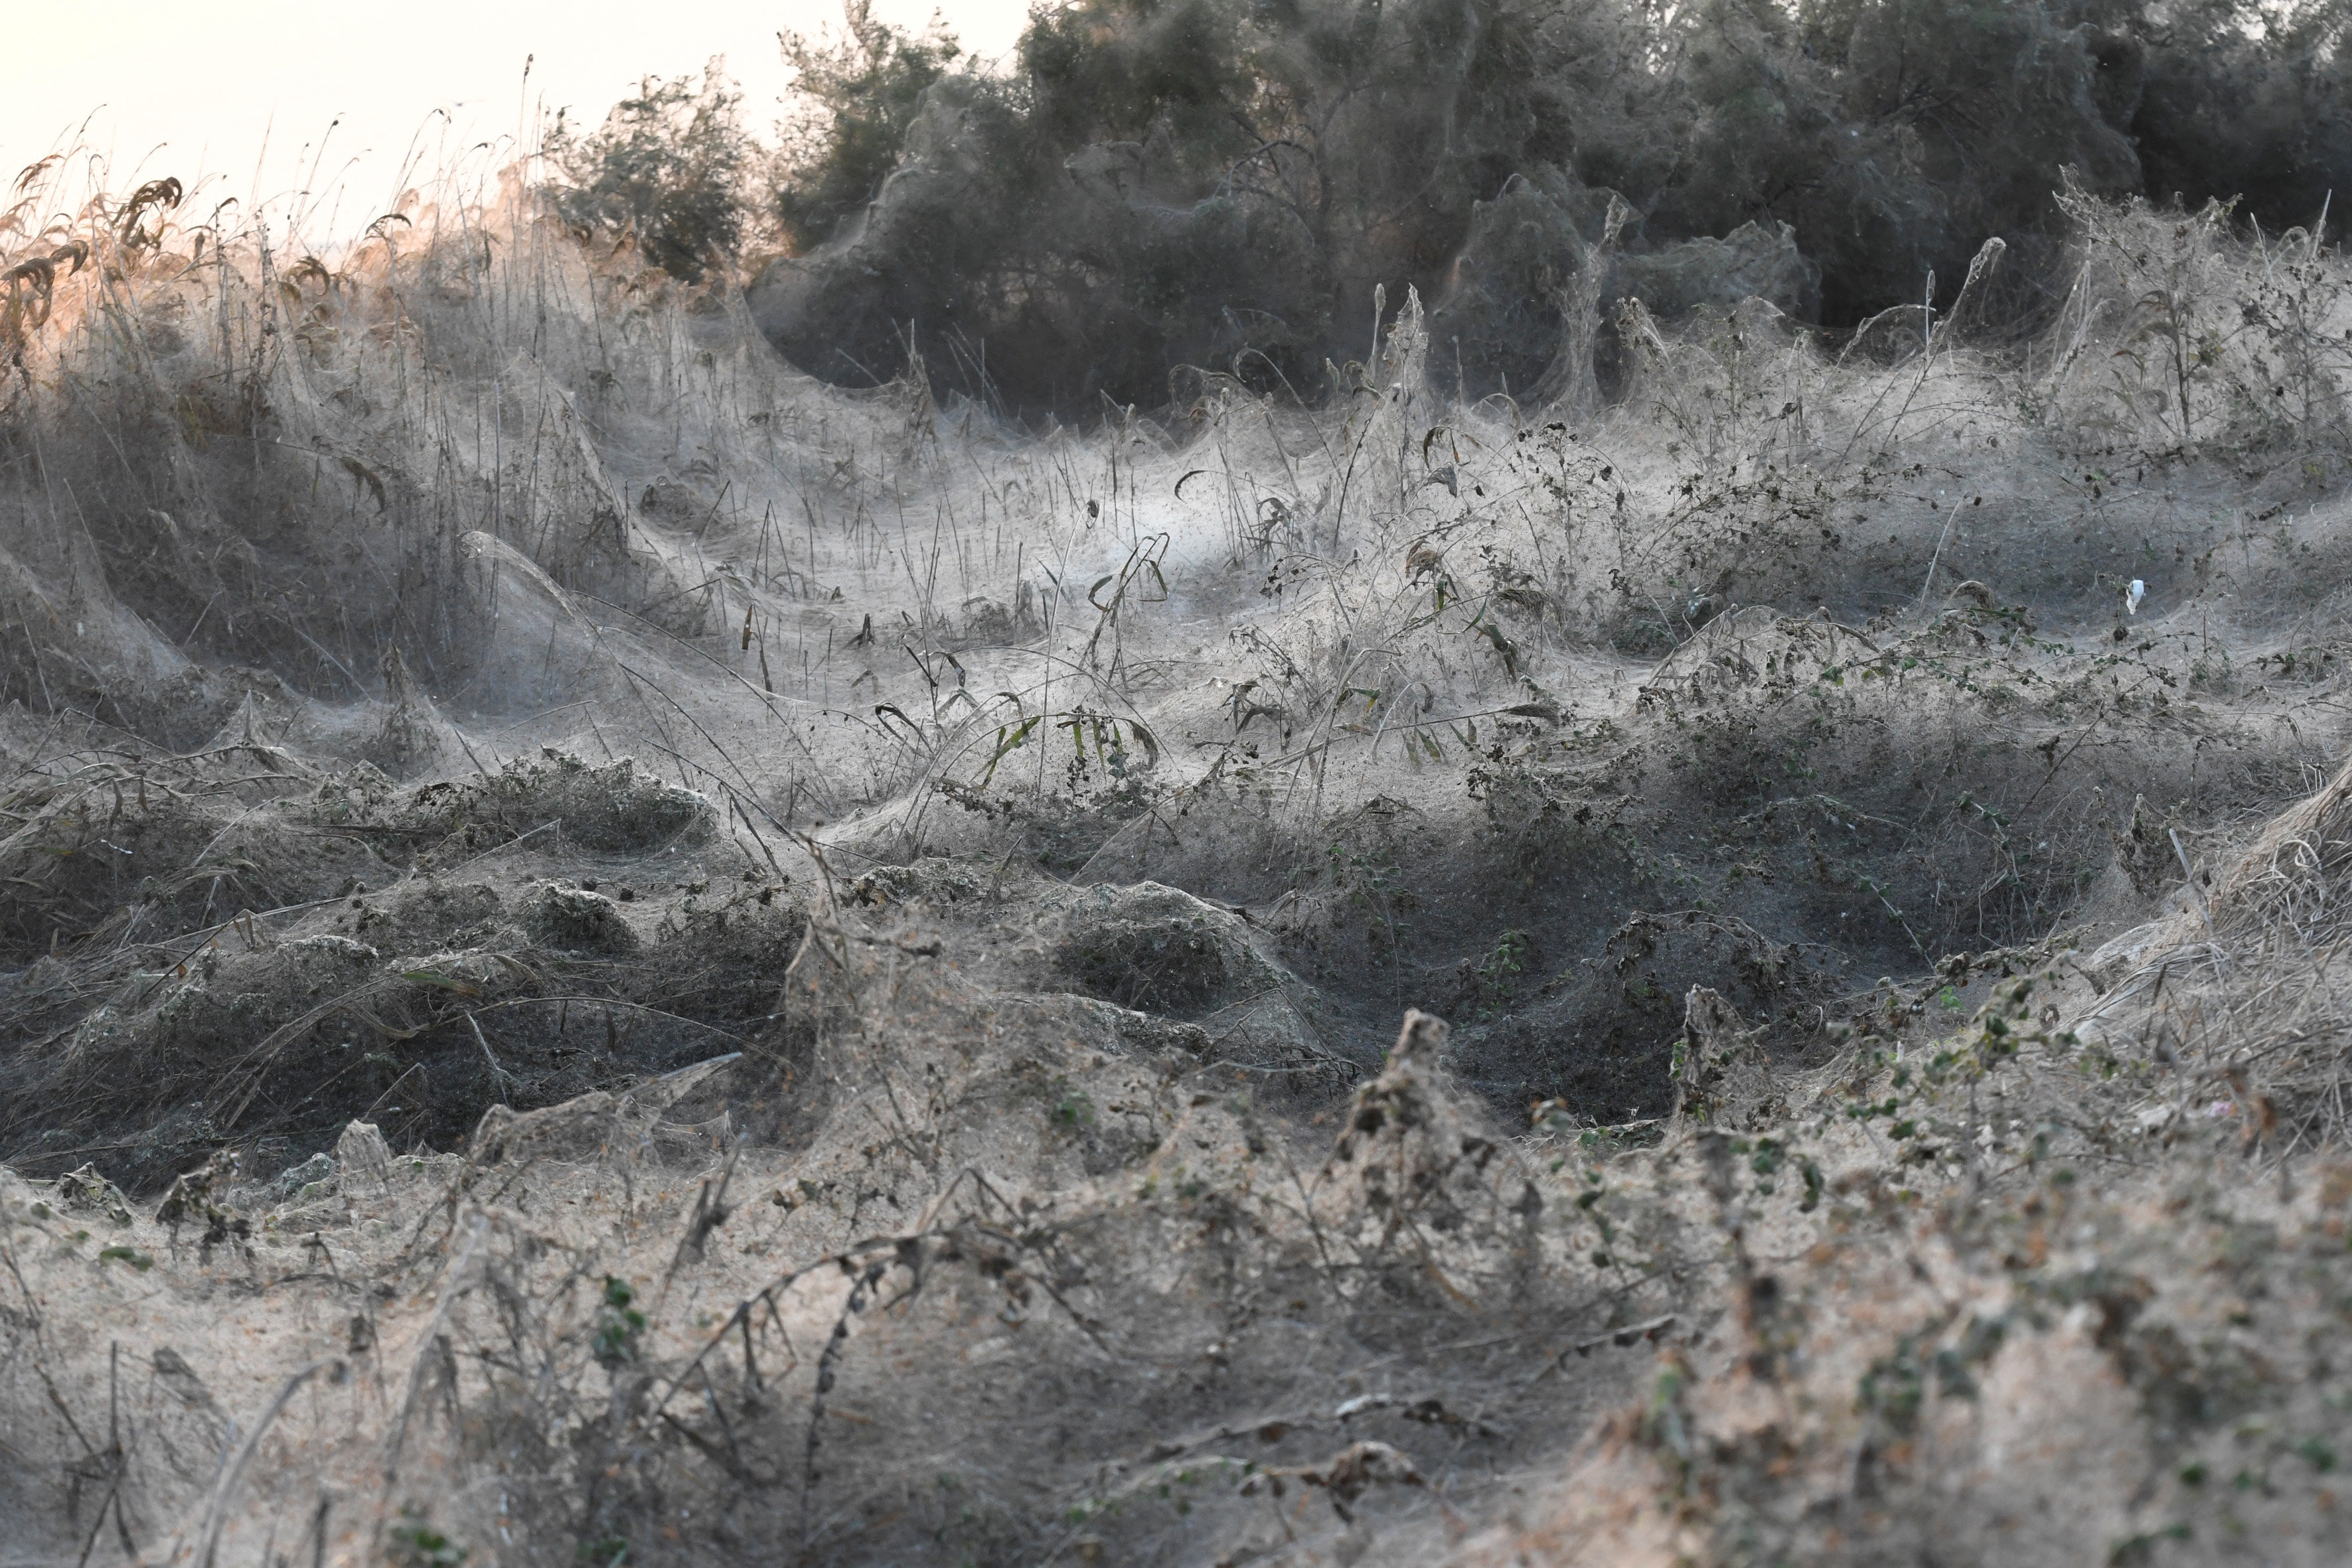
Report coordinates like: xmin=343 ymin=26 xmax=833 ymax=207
xmin=978 ymin=716 xmax=1044 ymax=786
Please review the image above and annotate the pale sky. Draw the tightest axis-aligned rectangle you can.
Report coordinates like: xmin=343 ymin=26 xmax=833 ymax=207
xmin=4 ymin=1 xmax=1032 ymax=237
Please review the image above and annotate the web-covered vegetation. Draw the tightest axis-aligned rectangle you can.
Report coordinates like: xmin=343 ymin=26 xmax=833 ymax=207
xmin=742 ymin=0 xmax=2352 ymax=410
xmin=5 ymin=20 xmax=2352 ymax=1561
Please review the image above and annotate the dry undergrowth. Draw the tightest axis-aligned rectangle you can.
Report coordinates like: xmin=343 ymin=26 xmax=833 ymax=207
xmin=5 ymin=153 xmax=2352 ymax=1567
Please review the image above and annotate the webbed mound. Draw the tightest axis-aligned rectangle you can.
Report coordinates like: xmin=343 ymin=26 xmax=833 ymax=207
xmin=388 ymin=752 xmax=716 ymax=853
xmin=1048 ymin=881 xmax=1285 ymax=1017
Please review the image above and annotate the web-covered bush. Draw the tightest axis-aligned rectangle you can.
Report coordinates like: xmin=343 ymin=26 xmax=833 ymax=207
xmin=738 ymin=0 xmax=2351 ymax=414
xmin=774 ymin=0 xmax=967 ymax=254
xmin=545 ymin=66 xmax=751 ymax=281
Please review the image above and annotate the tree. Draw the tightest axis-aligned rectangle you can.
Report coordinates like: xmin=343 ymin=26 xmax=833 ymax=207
xmin=546 ymin=64 xmax=751 ymax=280
xmin=776 ymin=1 xmax=965 ymax=253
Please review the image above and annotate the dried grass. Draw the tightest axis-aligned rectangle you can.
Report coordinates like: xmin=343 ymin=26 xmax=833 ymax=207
xmin=7 ymin=149 xmax=2352 ymax=1567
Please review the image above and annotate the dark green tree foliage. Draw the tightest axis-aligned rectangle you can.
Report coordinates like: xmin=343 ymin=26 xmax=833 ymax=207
xmin=1662 ymin=0 xmax=1937 ymax=321
xmin=546 ymin=66 xmax=750 ymax=281
xmin=757 ymin=0 xmax=1579 ymax=404
xmin=1813 ymin=0 xmax=2141 ymax=311
xmin=2132 ymin=0 xmax=2352 ymax=225
xmin=732 ymin=0 xmax=2352 ymax=409
xmin=776 ymin=1 xmax=966 ymax=252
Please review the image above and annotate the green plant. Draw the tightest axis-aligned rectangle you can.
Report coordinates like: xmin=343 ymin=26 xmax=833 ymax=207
xmin=1472 ymin=929 xmax=1531 ymax=1021
xmin=593 ymin=1277 xmax=649 ymax=1370
xmin=546 ymin=66 xmax=751 ymax=279
xmin=776 ymin=1 xmax=965 ymax=252
xmin=1050 ymin=1079 xmax=1095 ymax=1129
xmin=390 ymin=1512 xmax=468 ymax=1568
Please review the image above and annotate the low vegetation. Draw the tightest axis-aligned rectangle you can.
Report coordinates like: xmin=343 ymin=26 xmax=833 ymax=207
xmin=5 ymin=11 xmax=2352 ymax=1560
